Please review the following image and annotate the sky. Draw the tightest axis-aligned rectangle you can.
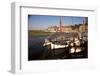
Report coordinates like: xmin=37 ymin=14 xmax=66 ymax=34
xmin=28 ymin=15 xmax=85 ymax=30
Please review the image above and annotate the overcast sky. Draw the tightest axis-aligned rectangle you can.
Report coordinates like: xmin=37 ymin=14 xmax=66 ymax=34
xmin=28 ymin=15 xmax=85 ymax=30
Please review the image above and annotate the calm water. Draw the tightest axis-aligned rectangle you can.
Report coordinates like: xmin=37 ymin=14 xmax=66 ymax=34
xmin=28 ymin=35 xmax=48 ymax=60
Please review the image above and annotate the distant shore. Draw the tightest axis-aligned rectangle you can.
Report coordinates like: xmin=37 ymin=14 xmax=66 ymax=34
xmin=28 ymin=30 xmax=54 ymax=36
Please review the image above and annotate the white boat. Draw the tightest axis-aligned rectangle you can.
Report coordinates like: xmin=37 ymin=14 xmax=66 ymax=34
xmin=43 ymin=41 xmax=69 ymax=49
xmin=43 ymin=38 xmax=82 ymax=54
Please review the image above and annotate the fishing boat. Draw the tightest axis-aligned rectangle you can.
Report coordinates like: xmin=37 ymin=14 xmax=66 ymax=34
xmin=43 ymin=16 xmax=87 ymax=54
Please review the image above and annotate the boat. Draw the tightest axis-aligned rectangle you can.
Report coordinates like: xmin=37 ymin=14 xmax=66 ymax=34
xmin=43 ymin=40 xmax=69 ymax=49
xmin=43 ymin=16 xmax=87 ymax=54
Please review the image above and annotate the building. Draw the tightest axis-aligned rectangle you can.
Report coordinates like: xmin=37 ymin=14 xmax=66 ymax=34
xmin=79 ymin=24 xmax=88 ymax=32
xmin=46 ymin=26 xmax=58 ymax=32
xmin=46 ymin=17 xmax=88 ymax=33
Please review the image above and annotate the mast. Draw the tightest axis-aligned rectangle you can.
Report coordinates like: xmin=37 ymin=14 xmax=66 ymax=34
xmin=60 ymin=16 xmax=62 ymax=32
xmin=85 ymin=17 xmax=88 ymax=25
xmin=83 ymin=17 xmax=85 ymax=25
xmin=83 ymin=17 xmax=88 ymax=25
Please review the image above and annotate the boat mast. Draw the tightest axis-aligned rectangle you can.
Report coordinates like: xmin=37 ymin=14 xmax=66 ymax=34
xmin=60 ymin=16 xmax=62 ymax=32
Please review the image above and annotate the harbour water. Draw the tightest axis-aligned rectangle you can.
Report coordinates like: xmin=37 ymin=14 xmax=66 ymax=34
xmin=28 ymin=35 xmax=88 ymax=61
